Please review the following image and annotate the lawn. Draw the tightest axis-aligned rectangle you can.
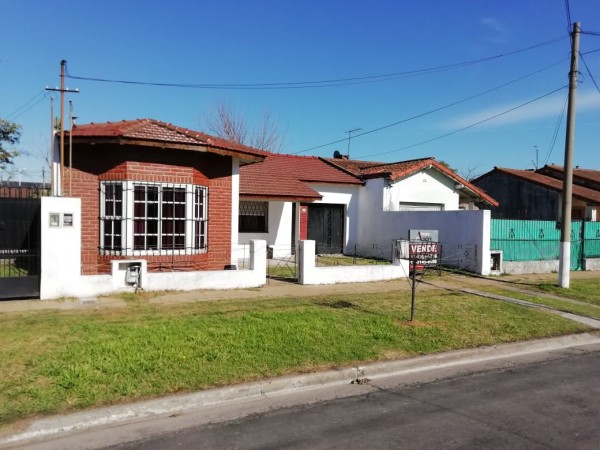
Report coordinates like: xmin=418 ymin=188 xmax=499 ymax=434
xmin=535 ymin=279 xmax=600 ymax=306
xmin=480 ymin=286 xmax=600 ymax=319
xmin=0 ymin=289 xmax=588 ymax=427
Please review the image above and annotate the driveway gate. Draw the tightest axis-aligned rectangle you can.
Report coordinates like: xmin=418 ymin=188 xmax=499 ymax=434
xmin=0 ymin=197 xmax=41 ymax=299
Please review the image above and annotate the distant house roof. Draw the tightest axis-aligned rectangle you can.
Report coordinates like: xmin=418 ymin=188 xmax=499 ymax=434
xmin=538 ymin=164 xmax=600 ymax=188
xmin=323 ymin=156 xmax=498 ymax=206
xmin=68 ymin=119 xmax=268 ymax=163
xmin=240 ymin=154 xmax=363 ymax=201
xmin=478 ymin=167 xmax=600 ymax=204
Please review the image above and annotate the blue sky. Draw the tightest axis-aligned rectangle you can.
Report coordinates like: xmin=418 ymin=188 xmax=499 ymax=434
xmin=2 ymin=0 xmax=599 ymax=183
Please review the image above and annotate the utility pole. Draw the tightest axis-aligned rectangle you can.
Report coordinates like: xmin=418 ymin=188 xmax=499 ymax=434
xmin=46 ymin=60 xmax=78 ymax=196
xmin=558 ymin=22 xmax=580 ymax=289
xmin=49 ymin=96 xmax=54 ymax=195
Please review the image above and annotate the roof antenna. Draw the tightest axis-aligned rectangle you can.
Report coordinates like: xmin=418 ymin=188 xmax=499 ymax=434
xmin=345 ymin=128 xmax=361 ymax=159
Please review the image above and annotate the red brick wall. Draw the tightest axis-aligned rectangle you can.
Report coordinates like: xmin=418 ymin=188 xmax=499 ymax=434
xmin=299 ymin=203 xmax=309 ymax=240
xmin=70 ymin=144 xmax=232 ymax=274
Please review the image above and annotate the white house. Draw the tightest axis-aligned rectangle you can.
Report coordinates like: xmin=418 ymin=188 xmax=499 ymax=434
xmin=237 ymin=152 xmax=497 ymax=263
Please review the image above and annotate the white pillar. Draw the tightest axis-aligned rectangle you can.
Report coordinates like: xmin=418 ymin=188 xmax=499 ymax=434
xmin=298 ymin=240 xmax=316 ymax=285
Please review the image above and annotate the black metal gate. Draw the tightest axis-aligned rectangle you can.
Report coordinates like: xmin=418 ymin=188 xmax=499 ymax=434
xmin=307 ymin=204 xmax=344 ymax=254
xmin=0 ymin=197 xmax=41 ymax=299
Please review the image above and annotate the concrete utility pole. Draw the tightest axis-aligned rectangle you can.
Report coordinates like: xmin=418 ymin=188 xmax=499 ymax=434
xmin=46 ymin=60 xmax=78 ymax=196
xmin=558 ymin=22 xmax=580 ymax=289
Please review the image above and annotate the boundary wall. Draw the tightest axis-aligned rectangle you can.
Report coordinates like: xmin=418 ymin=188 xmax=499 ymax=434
xmin=298 ymin=240 xmax=409 ymax=285
xmin=40 ymin=197 xmax=266 ymax=300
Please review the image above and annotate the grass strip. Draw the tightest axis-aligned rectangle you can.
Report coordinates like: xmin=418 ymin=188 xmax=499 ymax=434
xmin=479 ymin=286 xmax=600 ymax=319
xmin=0 ymin=290 xmax=587 ymax=427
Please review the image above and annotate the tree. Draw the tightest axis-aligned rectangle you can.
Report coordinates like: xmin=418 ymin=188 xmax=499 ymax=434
xmin=1 ymin=119 xmax=21 ymax=168
xmin=204 ymin=102 xmax=285 ymax=152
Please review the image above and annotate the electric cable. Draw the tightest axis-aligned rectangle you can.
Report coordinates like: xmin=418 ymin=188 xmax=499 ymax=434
xmin=64 ymin=36 xmax=567 ymax=90
xmin=579 ymin=52 xmax=600 ymax=95
xmin=294 ymin=58 xmax=567 ymax=154
xmin=6 ymin=90 xmax=45 ymax=120
xmin=542 ymin=90 xmax=569 ymax=166
xmin=9 ymin=94 xmax=49 ymax=121
xmin=360 ymin=85 xmax=568 ymax=160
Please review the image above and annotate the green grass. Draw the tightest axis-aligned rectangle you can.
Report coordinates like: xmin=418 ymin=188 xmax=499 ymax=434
xmin=0 ymin=259 xmax=28 ymax=277
xmin=480 ymin=287 xmax=600 ymax=319
xmin=316 ymin=255 xmax=391 ymax=267
xmin=0 ymin=290 xmax=588 ymax=427
xmin=534 ymin=279 xmax=600 ymax=306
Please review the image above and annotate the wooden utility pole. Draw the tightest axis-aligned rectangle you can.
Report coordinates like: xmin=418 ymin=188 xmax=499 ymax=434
xmin=46 ymin=60 xmax=78 ymax=196
xmin=558 ymin=22 xmax=580 ymax=289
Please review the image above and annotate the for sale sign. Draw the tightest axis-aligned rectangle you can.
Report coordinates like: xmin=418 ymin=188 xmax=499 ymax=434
xmin=409 ymin=242 xmax=439 ymax=255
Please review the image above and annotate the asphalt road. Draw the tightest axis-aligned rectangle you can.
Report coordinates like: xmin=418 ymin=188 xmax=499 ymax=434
xmin=106 ymin=349 xmax=600 ymax=450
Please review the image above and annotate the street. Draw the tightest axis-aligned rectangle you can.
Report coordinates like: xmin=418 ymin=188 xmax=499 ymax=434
xmin=107 ymin=347 xmax=600 ymax=449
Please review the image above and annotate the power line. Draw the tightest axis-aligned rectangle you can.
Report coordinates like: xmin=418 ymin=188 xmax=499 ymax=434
xmin=360 ymin=85 xmax=568 ymax=160
xmin=564 ymin=0 xmax=572 ymax=31
xmin=543 ymin=90 xmax=569 ymax=165
xmin=9 ymin=93 xmax=50 ymax=121
xmin=294 ymin=58 xmax=567 ymax=154
xmin=581 ymin=30 xmax=600 ymax=36
xmin=64 ymin=36 xmax=566 ymax=90
xmin=579 ymin=52 xmax=600 ymax=95
xmin=6 ymin=90 xmax=45 ymax=120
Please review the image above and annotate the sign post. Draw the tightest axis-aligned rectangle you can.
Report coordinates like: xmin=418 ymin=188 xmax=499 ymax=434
xmin=407 ymin=230 xmax=440 ymax=322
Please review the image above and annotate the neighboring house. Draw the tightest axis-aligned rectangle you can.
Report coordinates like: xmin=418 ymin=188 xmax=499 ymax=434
xmin=472 ymin=166 xmax=600 ymax=221
xmin=323 ymin=153 xmax=497 ymax=212
xmin=238 ymin=152 xmax=497 ymax=257
xmin=67 ymin=119 xmax=267 ymax=275
xmin=238 ymin=153 xmax=364 ymax=256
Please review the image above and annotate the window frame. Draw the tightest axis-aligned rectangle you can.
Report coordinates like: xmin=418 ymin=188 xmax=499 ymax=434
xmin=100 ymin=181 xmax=208 ymax=256
xmin=238 ymin=200 xmax=269 ymax=233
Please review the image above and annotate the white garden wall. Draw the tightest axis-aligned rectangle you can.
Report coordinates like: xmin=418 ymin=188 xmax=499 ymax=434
xmin=298 ymin=240 xmax=409 ymax=285
xmin=40 ymin=196 xmax=268 ymax=300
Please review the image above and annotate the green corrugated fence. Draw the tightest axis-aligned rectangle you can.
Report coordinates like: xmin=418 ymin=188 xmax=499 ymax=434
xmin=491 ymin=219 xmax=600 ymax=271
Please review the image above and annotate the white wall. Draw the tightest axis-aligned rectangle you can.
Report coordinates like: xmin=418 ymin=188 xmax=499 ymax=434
xmin=383 ymin=169 xmax=460 ymax=211
xmin=298 ymin=240 xmax=409 ymax=285
xmin=40 ymin=205 xmax=268 ymax=300
xmin=239 ymin=201 xmax=292 ymax=258
xmin=356 ymin=207 xmax=491 ymax=275
xmin=230 ymin=158 xmax=240 ymax=265
xmin=40 ymin=197 xmax=82 ymax=299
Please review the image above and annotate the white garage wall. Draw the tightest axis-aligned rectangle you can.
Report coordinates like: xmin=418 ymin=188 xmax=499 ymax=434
xmin=384 ymin=169 xmax=460 ymax=211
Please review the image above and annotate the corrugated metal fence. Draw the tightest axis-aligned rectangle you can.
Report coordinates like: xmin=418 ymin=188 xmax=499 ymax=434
xmin=491 ymin=219 xmax=600 ymax=271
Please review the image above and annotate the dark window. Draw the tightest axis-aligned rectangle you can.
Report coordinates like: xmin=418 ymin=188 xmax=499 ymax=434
xmin=239 ymin=201 xmax=268 ymax=233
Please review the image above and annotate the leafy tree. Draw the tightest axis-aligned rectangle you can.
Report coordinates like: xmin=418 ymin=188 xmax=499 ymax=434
xmin=1 ymin=119 xmax=21 ymax=170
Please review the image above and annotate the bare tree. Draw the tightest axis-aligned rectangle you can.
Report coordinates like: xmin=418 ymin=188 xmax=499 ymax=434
xmin=204 ymin=101 xmax=285 ymax=152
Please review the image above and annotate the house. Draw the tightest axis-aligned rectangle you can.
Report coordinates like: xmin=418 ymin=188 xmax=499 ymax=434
xmin=66 ymin=119 xmax=268 ymax=275
xmin=238 ymin=153 xmax=364 ymax=256
xmin=472 ymin=166 xmax=600 ymax=221
xmin=238 ymin=152 xmax=497 ymax=259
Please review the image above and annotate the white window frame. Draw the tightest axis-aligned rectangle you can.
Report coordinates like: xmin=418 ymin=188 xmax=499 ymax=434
xmin=100 ymin=181 xmax=208 ymax=256
xmin=398 ymin=201 xmax=445 ymax=212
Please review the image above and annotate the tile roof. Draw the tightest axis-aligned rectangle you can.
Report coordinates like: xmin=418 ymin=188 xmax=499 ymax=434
xmin=540 ymin=164 xmax=600 ymax=185
xmin=323 ymin=156 xmax=498 ymax=206
xmin=240 ymin=154 xmax=363 ymax=200
xmin=493 ymin=167 xmax=600 ymax=204
xmin=69 ymin=119 xmax=269 ymax=161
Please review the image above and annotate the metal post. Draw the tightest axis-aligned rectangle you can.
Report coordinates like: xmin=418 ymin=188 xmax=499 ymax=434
xmin=558 ymin=22 xmax=580 ymax=288
xmin=410 ymin=255 xmax=416 ymax=321
xmin=59 ymin=60 xmax=65 ymax=196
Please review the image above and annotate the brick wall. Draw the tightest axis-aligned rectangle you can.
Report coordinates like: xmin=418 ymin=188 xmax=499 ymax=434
xmin=71 ymin=144 xmax=232 ymax=274
xmin=299 ymin=203 xmax=309 ymax=240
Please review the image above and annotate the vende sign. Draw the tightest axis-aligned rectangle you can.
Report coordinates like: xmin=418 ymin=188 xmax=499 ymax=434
xmin=409 ymin=242 xmax=439 ymax=255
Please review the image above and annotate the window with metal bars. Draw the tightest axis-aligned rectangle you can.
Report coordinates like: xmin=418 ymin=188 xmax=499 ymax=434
xmin=100 ymin=182 xmax=207 ymax=255
xmin=239 ymin=201 xmax=268 ymax=233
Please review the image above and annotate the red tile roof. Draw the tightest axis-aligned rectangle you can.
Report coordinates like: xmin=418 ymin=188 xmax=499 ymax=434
xmin=240 ymin=154 xmax=363 ymax=201
xmin=323 ymin=156 xmax=498 ymax=206
xmin=69 ymin=119 xmax=269 ymax=162
xmin=540 ymin=164 xmax=600 ymax=185
xmin=494 ymin=167 xmax=600 ymax=204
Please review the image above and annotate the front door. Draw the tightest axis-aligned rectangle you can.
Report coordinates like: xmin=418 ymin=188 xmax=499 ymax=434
xmin=307 ymin=204 xmax=344 ymax=254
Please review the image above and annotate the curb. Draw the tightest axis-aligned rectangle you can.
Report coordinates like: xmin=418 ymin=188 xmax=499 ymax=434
xmin=2 ymin=332 xmax=599 ymax=447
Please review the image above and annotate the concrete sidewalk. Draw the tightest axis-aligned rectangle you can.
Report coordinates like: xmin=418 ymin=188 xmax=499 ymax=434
xmin=2 ymin=332 xmax=599 ymax=449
